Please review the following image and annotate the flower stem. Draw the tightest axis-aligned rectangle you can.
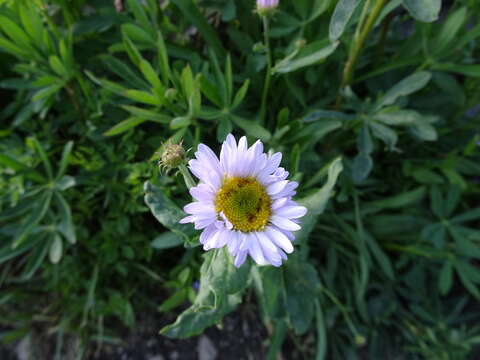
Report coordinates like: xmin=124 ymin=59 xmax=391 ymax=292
xmin=260 ymin=16 xmax=272 ymax=125
xmin=179 ymin=164 xmax=196 ymax=189
xmin=335 ymin=0 xmax=386 ymax=108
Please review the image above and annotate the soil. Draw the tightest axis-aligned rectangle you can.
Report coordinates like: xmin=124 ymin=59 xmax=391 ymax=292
xmin=0 ymin=304 xmax=285 ymax=360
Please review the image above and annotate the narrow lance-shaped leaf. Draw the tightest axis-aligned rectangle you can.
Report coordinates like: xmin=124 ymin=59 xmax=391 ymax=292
xmin=329 ymin=0 xmax=358 ymax=42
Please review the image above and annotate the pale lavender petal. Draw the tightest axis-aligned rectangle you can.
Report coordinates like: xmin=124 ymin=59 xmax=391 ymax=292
xmin=267 ymin=180 xmax=288 ymax=195
xmin=274 ymin=205 xmax=307 ymax=219
xmin=247 ymin=233 xmax=267 ymax=265
xmin=265 ymin=226 xmax=294 ymax=253
xmin=256 ymin=232 xmax=282 ymax=266
xmin=270 ymin=215 xmax=301 ymax=231
xmin=179 ymin=215 xmax=195 ymax=224
xmin=234 ymin=250 xmax=248 ymax=268
xmin=190 ymin=184 xmax=215 ymax=202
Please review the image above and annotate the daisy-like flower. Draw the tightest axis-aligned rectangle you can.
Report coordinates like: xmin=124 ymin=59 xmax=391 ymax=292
xmin=180 ymin=134 xmax=307 ymax=268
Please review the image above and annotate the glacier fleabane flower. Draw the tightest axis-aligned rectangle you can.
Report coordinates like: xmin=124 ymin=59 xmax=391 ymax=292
xmin=180 ymin=134 xmax=307 ymax=268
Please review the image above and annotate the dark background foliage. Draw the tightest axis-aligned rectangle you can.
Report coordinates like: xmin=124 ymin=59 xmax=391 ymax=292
xmin=0 ymin=0 xmax=479 ymax=359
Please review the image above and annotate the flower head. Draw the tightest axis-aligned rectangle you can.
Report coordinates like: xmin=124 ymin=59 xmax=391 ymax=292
xmin=256 ymin=0 xmax=279 ymax=16
xmin=180 ymin=134 xmax=307 ymax=268
xmin=158 ymin=140 xmax=186 ymax=171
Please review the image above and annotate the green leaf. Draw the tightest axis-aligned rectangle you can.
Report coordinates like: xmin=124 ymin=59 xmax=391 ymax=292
xmin=55 ymin=175 xmax=76 ymax=191
xmin=364 ymin=187 xmax=426 ymax=213
xmin=121 ymin=23 xmax=155 ymax=46
xmin=402 ymin=0 xmax=441 ymax=22
xmin=315 ymin=300 xmax=327 ymax=360
xmin=365 ymin=232 xmax=394 ymax=279
xmin=0 ymin=154 xmax=45 ymax=183
xmin=139 ymin=59 xmax=163 ymax=93
xmin=452 ymin=207 xmax=480 ymax=224
xmin=432 ymin=63 xmax=480 ymax=78
xmin=284 ymin=255 xmax=319 ymax=334
xmin=160 ymin=248 xmax=250 ymax=338
xmin=357 ymin=124 xmax=373 ymax=155
xmin=273 ymin=40 xmax=339 ymax=74
xmin=0 ymin=14 xmax=32 ymax=48
xmin=32 ymin=84 xmax=63 ymax=102
xmin=100 ymin=55 xmax=150 ymax=90
xmin=231 ymin=115 xmax=271 ymax=142
xmin=55 ymin=192 xmax=76 ymax=244
xmin=19 ymin=5 xmax=44 ymax=47
xmin=49 ymin=55 xmax=70 ymax=79
xmin=254 ymin=267 xmax=286 ymax=320
xmin=231 ymin=79 xmax=250 ymax=110
xmin=430 ymin=186 xmax=444 ymax=218
xmin=123 ymin=89 xmax=161 ymax=106
xmin=126 ymin=0 xmax=151 ymax=31
xmin=49 ymin=234 xmax=63 ymax=264
xmin=121 ymin=105 xmax=170 ymax=123
xmin=455 ymin=261 xmax=480 ymax=299
xmin=151 ymin=231 xmax=184 ymax=250
xmin=296 ymin=158 xmax=343 ymax=243
xmin=373 ymin=110 xmax=421 ymax=126
xmin=200 ymin=75 xmax=222 ymax=107
xmin=156 ymin=31 xmax=171 ymax=84
xmin=104 ymin=117 xmax=147 ymax=136
xmin=353 ymin=153 xmax=373 ymax=183
xmin=445 ymin=186 xmax=461 ymax=217
xmin=57 ymin=141 xmax=74 ymax=179
xmin=122 ymin=32 xmax=142 ymax=67
xmin=144 ymin=182 xmax=195 ymax=241
xmin=410 ymin=116 xmax=437 ymax=141
xmin=158 ymin=289 xmax=188 ymax=312
xmin=375 ymin=71 xmax=432 ymax=110
xmin=171 ymin=0 xmax=225 ymax=59
xmin=13 ymin=192 xmax=52 ymax=249
xmin=431 ymin=7 xmax=467 ymax=56
xmin=370 ymin=122 xmax=398 ymax=151
xmin=329 ymin=0 xmax=358 ymax=42
xmin=438 ymin=260 xmax=453 ymax=295
xmin=29 ymin=137 xmax=54 ymax=180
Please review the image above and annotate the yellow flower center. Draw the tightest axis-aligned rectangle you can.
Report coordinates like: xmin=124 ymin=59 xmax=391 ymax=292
xmin=215 ymin=177 xmax=271 ymax=232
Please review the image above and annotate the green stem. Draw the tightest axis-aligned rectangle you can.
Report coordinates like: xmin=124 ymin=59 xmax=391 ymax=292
xmin=336 ymin=0 xmax=386 ymax=108
xmin=260 ymin=16 xmax=272 ymax=125
xmin=179 ymin=164 xmax=196 ymax=189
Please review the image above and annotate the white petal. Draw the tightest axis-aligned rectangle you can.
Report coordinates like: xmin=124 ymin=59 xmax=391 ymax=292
xmin=179 ymin=215 xmax=195 ymax=224
xmin=270 ymin=215 xmax=301 ymax=231
xmin=247 ymin=234 xmax=267 ymax=265
xmin=274 ymin=205 xmax=307 ymax=219
xmin=234 ymin=250 xmax=248 ymax=268
xmin=265 ymin=226 xmax=294 ymax=253
xmin=227 ymin=231 xmax=240 ymax=255
xmin=271 ymin=198 xmax=288 ymax=210
xmin=256 ymin=232 xmax=282 ymax=266
xmin=190 ymin=184 xmax=214 ymax=202
xmin=267 ymin=180 xmax=288 ymax=195
xmin=184 ymin=202 xmax=214 ymax=214
xmin=200 ymin=225 xmax=217 ymax=244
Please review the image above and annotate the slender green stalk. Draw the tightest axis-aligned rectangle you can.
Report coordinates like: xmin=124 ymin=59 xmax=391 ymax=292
xmin=179 ymin=164 xmax=196 ymax=189
xmin=336 ymin=0 xmax=387 ymax=108
xmin=260 ymin=16 xmax=272 ymax=125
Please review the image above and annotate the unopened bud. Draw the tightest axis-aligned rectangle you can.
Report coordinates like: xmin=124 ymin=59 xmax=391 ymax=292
xmin=158 ymin=141 xmax=186 ymax=170
xmin=256 ymin=0 xmax=279 ymax=17
xmin=354 ymin=334 xmax=366 ymax=347
xmin=295 ymin=38 xmax=306 ymax=49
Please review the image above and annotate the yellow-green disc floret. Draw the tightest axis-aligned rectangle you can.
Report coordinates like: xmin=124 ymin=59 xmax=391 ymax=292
xmin=215 ymin=177 xmax=271 ymax=232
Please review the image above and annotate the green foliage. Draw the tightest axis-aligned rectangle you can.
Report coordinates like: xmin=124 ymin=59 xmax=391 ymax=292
xmin=0 ymin=0 xmax=479 ymax=359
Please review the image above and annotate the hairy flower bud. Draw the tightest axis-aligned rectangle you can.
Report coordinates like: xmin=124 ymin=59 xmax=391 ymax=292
xmin=256 ymin=0 xmax=279 ymax=16
xmin=158 ymin=141 xmax=186 ymax=170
